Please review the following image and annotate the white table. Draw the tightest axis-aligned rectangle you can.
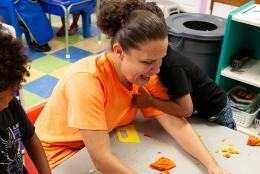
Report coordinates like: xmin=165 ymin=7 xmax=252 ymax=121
xmin=52 ymin=116 xmax=260 ymax=174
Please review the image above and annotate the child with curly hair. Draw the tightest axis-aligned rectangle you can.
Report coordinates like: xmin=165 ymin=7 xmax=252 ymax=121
xmin=0 ymin=29 xmax=51 ymax=174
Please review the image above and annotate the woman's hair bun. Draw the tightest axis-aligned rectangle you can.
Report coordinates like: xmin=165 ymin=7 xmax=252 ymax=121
xmin=97 ymin=0 xmax=141 ymax=38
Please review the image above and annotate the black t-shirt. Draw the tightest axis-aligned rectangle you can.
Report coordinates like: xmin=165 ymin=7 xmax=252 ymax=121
xmin=0 ymin=97 xmax=34 ymax=174
xmin=159 ymin=46 xmax=227 ymax=118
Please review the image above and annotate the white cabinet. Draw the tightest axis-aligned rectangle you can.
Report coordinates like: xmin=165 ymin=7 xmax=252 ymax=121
xmin=169 ymin=0 xmax=212 ymax=14
xmin=212 ymin=2 xmax=238 ymax=18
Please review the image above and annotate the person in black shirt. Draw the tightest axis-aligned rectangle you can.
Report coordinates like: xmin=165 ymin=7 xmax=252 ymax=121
xmin=0 ymin=30 xmax=51 ymax=173
xmin=135 ymin=46 xmax=236 ymax=129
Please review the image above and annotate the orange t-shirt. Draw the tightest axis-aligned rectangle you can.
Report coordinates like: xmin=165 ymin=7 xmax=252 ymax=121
xmin=35 ymin=52 xmax=169 ymax=168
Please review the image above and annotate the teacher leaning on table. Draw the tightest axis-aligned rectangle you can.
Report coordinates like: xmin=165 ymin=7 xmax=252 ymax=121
xmin=35 ymin=0 xmax=230 ymax=173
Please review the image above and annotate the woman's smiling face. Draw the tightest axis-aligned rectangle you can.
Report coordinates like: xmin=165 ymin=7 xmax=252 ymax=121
xmin=114 ymin=37 xmax=168 ymax=87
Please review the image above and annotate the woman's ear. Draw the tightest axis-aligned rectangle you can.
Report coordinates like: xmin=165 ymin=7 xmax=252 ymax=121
xmin=112 ymin=43 xmax=124 ymax=60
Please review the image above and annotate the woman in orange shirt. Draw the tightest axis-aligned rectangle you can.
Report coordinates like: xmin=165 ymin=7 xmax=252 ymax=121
xmin=35 ymin=0 xmax=229 ymax=173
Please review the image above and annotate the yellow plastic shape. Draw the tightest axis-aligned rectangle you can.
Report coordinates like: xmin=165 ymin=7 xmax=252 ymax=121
xmin=116 ymin=124 xmax=140 ymax=143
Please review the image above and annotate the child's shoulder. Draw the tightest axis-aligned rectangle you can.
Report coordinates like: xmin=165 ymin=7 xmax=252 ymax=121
xmin=1 ymin=97 xmax=24 ymax=120
xmin=8 ymin=97 xmax=22 ymax=109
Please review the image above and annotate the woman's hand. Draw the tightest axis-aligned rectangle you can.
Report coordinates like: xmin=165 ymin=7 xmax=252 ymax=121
xmin=208 ymin=165 xmax=231 ymax=174
xmin=133 ymin=87 xmax=153 ymax=108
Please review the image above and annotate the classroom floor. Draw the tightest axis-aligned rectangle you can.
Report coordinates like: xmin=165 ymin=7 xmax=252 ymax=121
xmin=22 ymin=15 xmax=110 ymax=109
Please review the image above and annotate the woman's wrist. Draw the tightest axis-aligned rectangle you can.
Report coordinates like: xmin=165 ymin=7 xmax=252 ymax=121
xmin=206 ymin=160 xmax=219 ymax=171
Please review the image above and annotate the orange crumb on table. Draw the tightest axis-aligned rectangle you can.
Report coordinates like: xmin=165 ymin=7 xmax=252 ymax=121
xmin=143 ymin=133 xmax=152 ymax=138
xmin=247 ymin=136 xmax=260 ymax=146
xmin=160 ymin=170 xmax=170 ymax=174
xmin=150 ymin=157 xmax=176 ymax=171
xmin=223 ymin=154 xmax=231 ymax=158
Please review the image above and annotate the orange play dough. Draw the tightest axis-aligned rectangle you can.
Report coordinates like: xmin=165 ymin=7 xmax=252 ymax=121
xmin=150 ymin=157 xmax=176 ymax=171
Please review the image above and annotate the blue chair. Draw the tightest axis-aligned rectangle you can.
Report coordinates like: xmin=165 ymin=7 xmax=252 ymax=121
xmin=14 ymin=0 xmax=53 ymax=46
xmin=0 ymin=0 xmax=31 ymax=45
xmin=40 ymin=0 xmax=98 ymax=59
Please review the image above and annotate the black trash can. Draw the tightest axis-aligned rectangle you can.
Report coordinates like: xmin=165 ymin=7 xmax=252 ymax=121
xmin=166 ymin=13 xmax=226 ymax=79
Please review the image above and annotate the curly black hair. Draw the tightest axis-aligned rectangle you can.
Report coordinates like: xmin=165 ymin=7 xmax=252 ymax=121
xmin=0 ymin=29 xmax=30 ymax=92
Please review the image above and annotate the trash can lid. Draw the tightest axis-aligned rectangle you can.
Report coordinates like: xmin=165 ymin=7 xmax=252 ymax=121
xmin=166 ymin=13 xmax=227 ymax=41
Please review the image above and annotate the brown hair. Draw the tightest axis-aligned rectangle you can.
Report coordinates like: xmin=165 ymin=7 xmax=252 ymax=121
xmin=0 ymin=30 xmax=30 ymax=92
xmin=97 ymin=0 xmax=167 ymax=52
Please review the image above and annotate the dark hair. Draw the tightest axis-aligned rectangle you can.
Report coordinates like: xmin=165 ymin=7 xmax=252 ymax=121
xmin=97 ymin=0 xmax=167 ymax=52
xmin=0 ymin=30 xmax=30 ymax=92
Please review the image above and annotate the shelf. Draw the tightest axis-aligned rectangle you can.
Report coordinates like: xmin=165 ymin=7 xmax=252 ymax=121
xmin=237 ymin=125 xmax=260 ymax=137
xmin=221 ymin=59 xmax=260 ymax=88
xmin=232 ymin=4 xmax=260 ymax=27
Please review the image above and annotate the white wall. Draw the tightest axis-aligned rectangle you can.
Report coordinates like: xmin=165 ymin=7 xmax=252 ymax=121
xmin=168 ymin=0 xmax=212 ymax=14
xmin=212 ymin=2 xmax=237 ymax=18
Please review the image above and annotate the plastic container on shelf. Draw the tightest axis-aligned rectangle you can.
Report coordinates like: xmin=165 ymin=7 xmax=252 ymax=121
xmin=229 ymin=85 xmax=258 ymax=104
xmin=228 ymin=86 xmax=260 ymax=127
xmin=254 ymin=118 xmax=260 ymax=130
xmin=229 ymin=86 xmax=258 ymax=113
xmin=254 ymin=110 xmax=260 ymax=130
xmin=233 ymin=107 xmax=260 ymax=128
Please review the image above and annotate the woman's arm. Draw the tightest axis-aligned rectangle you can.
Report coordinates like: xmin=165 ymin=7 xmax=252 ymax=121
xmin=23 ymin=133 xmax=52 ymax=174
xmin=80 ymin=130 xmax=137 ymax=174
xmin=134 ymin=87 xmax=193 ymax=117
xmin=155 ymin=114 xmax=229 ymax=174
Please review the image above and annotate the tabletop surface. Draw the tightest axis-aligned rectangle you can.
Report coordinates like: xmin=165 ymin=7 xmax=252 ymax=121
xmin=52 ymin=115 xmax=260 ymax=174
